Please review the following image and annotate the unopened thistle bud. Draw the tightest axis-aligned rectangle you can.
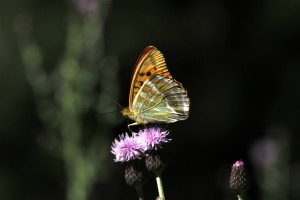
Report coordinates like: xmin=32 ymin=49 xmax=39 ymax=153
xmin=229 ymin=160 xmax=249 ymax=192
xmin=145 ymin=150 xmax=166 ymax=174
xmin=124 ymin=160 xmax=147 ymax=188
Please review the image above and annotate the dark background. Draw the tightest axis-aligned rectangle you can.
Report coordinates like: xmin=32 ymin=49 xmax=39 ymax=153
xmin=1 ymin=0 xmax=300 ymax=199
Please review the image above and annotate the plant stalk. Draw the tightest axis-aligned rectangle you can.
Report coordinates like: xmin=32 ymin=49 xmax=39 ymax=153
xmin=155 ymin=172 xmax=165 ymax=200
xmin=135 ymin=186 xmax=145 ymax=200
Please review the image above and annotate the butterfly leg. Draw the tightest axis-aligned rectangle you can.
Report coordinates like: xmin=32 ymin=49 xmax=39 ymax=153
xmin=128 ymin=122 xmax=139 ymax=133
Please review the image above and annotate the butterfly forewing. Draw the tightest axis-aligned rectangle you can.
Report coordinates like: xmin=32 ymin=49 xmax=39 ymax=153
xmin=132 ymin=74 xmax=189 ymax=123
xmin=129 ymin=46 xmax=172 ymax=109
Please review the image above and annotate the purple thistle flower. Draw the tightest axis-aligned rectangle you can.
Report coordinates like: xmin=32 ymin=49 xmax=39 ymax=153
xmin=111 ymin=133 xmax=146 ymax=162
xmin=74 ymin=0 xmax=98 ymax=14
xmin=137 ymin=127 xmax=171 ymax=151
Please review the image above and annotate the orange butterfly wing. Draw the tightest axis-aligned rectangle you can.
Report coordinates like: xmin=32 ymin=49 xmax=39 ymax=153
xmin=129 ymin=46 xmax=172 ymax=110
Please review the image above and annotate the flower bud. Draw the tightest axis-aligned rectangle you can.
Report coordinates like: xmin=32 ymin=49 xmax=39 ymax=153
xmin=124 ymin=161 xmax=147 ymax=187
xmin=229 ymin=160 xmax=249 ymax=192
xmin=145 ymin=150 xmax=166 ymax=174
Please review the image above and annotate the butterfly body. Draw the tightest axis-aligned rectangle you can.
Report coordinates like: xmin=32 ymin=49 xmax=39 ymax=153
xmin=121 ymin=107 xmax=148 ymax=125
xmin=122 ymin=46 xmax=190 ymax=127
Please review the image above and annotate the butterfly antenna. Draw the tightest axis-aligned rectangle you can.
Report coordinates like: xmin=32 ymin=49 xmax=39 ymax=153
xmin=114 ymin=100 xmax=123 ymax=109
xmin=96 ymin=101 xmax=123 ymax=117
xmin=97 ymin=110 xmax=120 ymax=116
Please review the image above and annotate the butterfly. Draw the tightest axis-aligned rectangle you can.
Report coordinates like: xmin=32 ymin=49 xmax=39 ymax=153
xmin=121 ymin=46 xmax=190 ymax=128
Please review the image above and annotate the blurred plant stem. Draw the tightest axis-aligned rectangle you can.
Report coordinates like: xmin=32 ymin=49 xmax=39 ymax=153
xmin=18 ymin=0 xmax=117 ymax=200
xmin=155 ymin=172 xmax=165 ymax=200
xmin=237 ymin=194 xmax=244 ymax=200
xmin=135 ymin=186 xmax=145 ymax=200
xmin=261 ymin=134 xmax=290 ymax=200
xmin=251 ymin=127 xmax=290 ymax=200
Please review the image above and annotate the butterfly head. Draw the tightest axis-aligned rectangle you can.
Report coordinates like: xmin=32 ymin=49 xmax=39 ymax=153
xmin=121 ymin=107 xmax=132 ymax=119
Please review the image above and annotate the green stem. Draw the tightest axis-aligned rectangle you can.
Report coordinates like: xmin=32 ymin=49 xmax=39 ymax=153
xmin=155 ymin=172 xmax=165 ymax=200
xmin=135 ymin=186 xmax=144 ymax=200
xmin=237 ymin=194 xmax=244 ymax=200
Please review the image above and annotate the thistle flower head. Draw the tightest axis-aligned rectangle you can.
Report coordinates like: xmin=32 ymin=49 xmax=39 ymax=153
xmin=74 ymin=0 xmax=98 ymax=14
xmin=111 ymin=127 xmax=171 ymax=162
xmin=111 ymin=133 xmax=146 ymax=162
xmin=137 ymin=127 xmax=171 ymax=151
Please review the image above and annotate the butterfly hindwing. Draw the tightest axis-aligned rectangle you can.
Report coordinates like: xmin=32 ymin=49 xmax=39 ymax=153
xmin=132 ymin=74 xmax=189 ymax=123
xmin=129 ymin=46 xmax=172 ymax=109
